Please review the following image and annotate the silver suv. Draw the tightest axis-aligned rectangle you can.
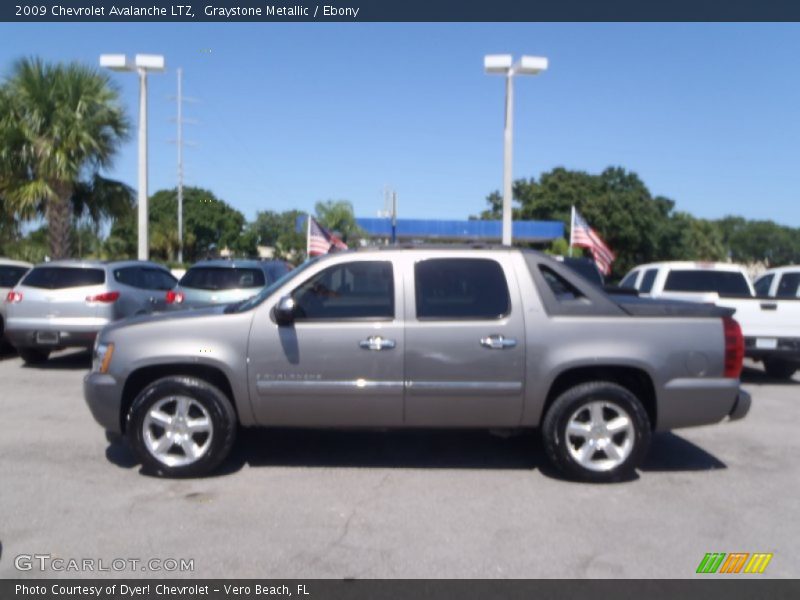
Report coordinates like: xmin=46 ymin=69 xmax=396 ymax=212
xmin=0 ymin=258 xmax=32 ymax=348
xmin=5 ymin=260 xmax=177 ymax=364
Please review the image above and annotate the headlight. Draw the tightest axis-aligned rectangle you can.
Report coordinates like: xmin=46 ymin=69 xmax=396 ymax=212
xmin=93 ymin=342 xmax=115 ymax=374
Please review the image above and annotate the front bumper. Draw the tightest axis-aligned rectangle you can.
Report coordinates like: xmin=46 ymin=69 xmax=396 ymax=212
xmin=728 ymin=389 xmax=751 ymax=421
xmin=84 ymin=372 xmax=124 ymax=433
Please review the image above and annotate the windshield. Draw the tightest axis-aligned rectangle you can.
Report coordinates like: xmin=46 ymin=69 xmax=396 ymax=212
xmin=224 ymin=257 xmax=321 ymax=313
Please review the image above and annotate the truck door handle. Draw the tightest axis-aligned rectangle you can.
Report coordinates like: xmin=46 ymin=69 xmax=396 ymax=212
xmin=760 ymin=302 xmax=777 ymax=310
xmin=359 ymin=336 xmax=396 ymax=351
xmin=480 ymin=335 xmax=517 ymax=350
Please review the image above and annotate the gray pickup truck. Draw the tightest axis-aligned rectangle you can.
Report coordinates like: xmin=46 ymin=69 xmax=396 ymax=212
xmin=84 ymin=247 xmax=750 ymax=482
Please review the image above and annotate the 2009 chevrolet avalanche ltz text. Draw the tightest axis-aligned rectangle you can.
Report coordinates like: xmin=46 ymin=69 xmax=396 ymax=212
xmin=84 ymin=247 xmax=750 ymax=482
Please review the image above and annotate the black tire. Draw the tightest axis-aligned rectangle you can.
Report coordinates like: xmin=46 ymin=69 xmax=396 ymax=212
xmin=18 ymin=347 xmax=51 ymax=365
xmin=763 ymin=358 xmax=797 ymax=380
xmin=126 ymin=375 xmax=237 ymax=477
xmin=542 ymin=381 xmax=651 ymax=483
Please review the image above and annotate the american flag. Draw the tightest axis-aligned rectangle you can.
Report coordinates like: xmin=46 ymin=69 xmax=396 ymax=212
xmin=307 ymin=216 xmax=348 ymax=256
xmin=570 ymin=207 xmax=615 ymax=275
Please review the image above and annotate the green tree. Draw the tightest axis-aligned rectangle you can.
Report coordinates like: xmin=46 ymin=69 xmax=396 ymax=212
xmin=105 ymin=187 xmax=254 ymax=263
xmin=0 ymin=57 xmax=129 ymax=259
xmin=476 ymin=166 xmax=710 ymax=275
xmin=250 ymin=209 xmax=305 ymax=259
xmin=314 ymin=199 xmax=363 ymax=245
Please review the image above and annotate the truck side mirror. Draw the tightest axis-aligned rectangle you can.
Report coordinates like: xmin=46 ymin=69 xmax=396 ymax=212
xmin=274 ymin=295 xmax=297 ymax=326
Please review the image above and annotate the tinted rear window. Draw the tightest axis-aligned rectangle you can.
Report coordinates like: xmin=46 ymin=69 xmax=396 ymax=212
xmin=754 ymin=274 xmax=773 ymax=297
xmin=639 ymin=269 xmax=658 ymax=293
xmin=664 ymin=270 xmax=751 ymax=297
xmin=22 ymin=267 xmax=105 ymax=289
xmin=0 ymin=266 xmax=29 ymax=287
xmin=776 ymin=273 xmax=800 ymax=298
xmin=619 ymin=271 xmax=638 ymax=289
xmin=180 ymin=267 xmax=265 ymax=290
xmin=415 ymin=258 xmax=510 ymax=319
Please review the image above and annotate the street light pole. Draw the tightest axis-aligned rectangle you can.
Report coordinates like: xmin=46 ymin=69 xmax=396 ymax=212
xmin=502 ymin=71 xmax=514 ymax=248
xmin=100 ymin=53 xmax=165 ymax=261
xmin=137 ymin=67 xmax=149 ymax=261
xmin=484 ymin=54 xmax=548 ymax=246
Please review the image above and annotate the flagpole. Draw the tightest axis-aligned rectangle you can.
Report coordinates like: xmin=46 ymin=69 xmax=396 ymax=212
xmin=306 ymin=213 xmax=311 ymax=258
xmin=568 ymin=205 xmax=575 ymax=257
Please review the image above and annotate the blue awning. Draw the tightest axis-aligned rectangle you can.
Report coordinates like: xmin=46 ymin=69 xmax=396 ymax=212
xmin=356 ymin=217 xmax=563 ymax=242
xmin=296 ymin=215 xmax=564 ymax=243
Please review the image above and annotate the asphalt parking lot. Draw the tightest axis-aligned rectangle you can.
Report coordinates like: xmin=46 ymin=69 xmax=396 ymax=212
xmin=0 ymin=348 xmax=797 ymax=579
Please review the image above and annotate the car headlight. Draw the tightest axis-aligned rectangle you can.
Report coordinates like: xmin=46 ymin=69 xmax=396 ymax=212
xmin=93 ymin=342 xmax=115 ymax=374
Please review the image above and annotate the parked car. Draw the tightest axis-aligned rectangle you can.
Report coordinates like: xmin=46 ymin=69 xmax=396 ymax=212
xmin=619 ymin=261 xmax=755 ymax=300
xmin=5 ymin=260 xmax=177 ymax=364
xmin=621 ymin=261 xmax=800 ymax=379
xmin=0 ymin=258 xmax=32 ymax=348
xmin=754 ymin=266 xmax=800 ymax=298
xmin=166 ymin=259 xmax=292 ymax=309
xmin=85 ymin=247 xmax=748 ymax=482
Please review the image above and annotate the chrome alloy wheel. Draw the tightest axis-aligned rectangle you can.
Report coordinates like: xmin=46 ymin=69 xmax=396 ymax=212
xmin=565 ymin=400 xmax=635 ymax=472
xmin=142 ymin=396 xmax=213 ymax=467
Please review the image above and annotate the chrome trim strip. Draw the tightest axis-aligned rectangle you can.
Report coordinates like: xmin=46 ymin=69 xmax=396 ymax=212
xmin=406 ymin=381 xmax=522 ymax=396
xmin=257 ymin=380 xmax=404 ymax=395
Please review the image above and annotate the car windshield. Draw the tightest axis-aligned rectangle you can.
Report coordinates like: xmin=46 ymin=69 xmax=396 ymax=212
xmin=179 ymin=267 xmax=265 ymax=290
xmin=224 ymin=257 xmax=320 ymax=313
xmin=22 ymin=266 xmax=105 ymax=289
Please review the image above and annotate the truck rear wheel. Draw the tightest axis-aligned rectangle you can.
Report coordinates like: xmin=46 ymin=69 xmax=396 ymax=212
xmin=763 ymin=358 xmax=797 ymax=380
xmin=542 ymin=381 xmax=651 ymax=483
xmin=127 ymin=376 xmax=237 ymax=477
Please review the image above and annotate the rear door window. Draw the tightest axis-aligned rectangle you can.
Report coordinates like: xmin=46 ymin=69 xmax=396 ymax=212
xmin=639 ymin=269 xmax=658 ymax=293
xmin=754 ymin=274 xmax=774 ymax=297
xmin=114 ymin=267 xmax=140 ymax=288
xmin=776 ymin=273 xmax=800 ymax=298
xmin=620 ymin=271 xmax=639 ymax=289
xmin=22 ymin=267 xmax=105 ymax=289
xmin=141 ymin=269 xmax=178 ymax=291
xmin=0 ymin=266 xmax=29 ymax=288
xmin=664 ymin=270 xmax=752 ymax=297
xmin=180 ymin=267 xmax=266 ymax=290
xmin=415 ymin=258 xmax=510 ymax=319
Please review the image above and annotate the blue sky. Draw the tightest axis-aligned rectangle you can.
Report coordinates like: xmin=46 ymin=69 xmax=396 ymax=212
xmin=1 ymin=23 xmax=799 ymax=226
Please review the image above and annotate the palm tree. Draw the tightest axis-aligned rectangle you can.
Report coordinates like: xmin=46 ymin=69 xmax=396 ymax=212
xmin=0 ymin=57 xmax=129 ymax=259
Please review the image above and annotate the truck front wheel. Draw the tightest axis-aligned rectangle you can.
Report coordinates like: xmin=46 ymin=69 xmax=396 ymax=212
xmin=127 ymin=376 xmax=237 ymax=477
xmin=542 ymin=381 xmax=651 ymax=483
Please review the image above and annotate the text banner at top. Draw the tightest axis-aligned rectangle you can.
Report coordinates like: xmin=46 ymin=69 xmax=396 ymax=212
xmin=4 ymin=0 xmax=800 ymax=22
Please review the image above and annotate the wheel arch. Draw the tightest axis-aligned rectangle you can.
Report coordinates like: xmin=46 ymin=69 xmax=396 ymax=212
xmin=120 ymin=363 xmax=238 ymax=432
xmin=543 ymin=365 xmax=657 ymax=430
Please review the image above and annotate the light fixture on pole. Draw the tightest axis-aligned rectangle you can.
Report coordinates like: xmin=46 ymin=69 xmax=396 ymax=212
xmin=484 ymin=54 xmax=547 ymax=246
xmin=100 ymin=53 xmax=166 ymax=261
